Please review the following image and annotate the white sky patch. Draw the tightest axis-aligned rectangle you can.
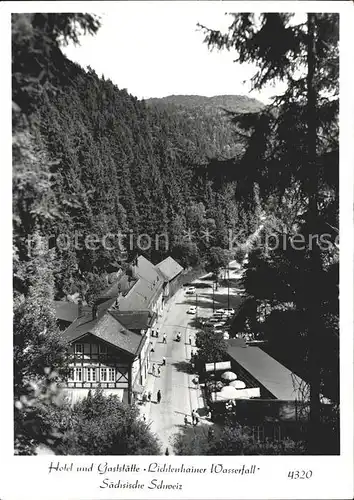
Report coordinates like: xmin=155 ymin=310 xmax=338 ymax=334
xmin=62 ymin=6 xmax=291 ymax=103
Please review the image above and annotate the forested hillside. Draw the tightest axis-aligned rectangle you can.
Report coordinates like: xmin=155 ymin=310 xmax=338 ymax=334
xmin=145 ymin=94 xmax=264 ymax=113
xmin=13 ymin=19 xmax=259 ymax=307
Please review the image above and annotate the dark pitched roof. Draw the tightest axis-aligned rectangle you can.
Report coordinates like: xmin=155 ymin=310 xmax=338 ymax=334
xmin=61 ymin=310 xmax=145 ymax=357
xmin=54 ymin=301 xmax=90 ymax=323
xmin=118 ymin=256 xmax=164 ymax=311
xmin=156 ymin=256 xmax=183 ymax=281
xmin=227 ymin=342 xmax=305 ymax=401
xmin=109 ymin=310 xmax=156 ymax=331
xmin=135 ymin=255 xmax=166 ymax=283
xmin=100 ymin=272 xmax=136 ymax=299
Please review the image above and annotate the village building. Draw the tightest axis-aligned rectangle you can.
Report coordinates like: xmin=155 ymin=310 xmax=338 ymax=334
xmin=116 ymin=255 xmax=165 ymax=316
xmin=155 ymin=256 xmax=184 ymax=302
xmin=60 ymin=305 xmax=150 ymax=405
xmin=54 ymin=301 xmax=91 ymax=331
xmin=54 ymin=255 xmax=168 ymax=405
xmin=226 ymin=338 xmax=306 ymax=402
xmin=110 ymin=309 xmax=156 ymax=335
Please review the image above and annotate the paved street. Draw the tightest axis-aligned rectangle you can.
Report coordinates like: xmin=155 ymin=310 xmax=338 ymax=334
xmin=141 ymin=262 xmax=243 ymax=454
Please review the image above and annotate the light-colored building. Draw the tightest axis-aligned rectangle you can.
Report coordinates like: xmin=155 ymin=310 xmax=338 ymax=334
xmin=155 ymin=256 xmax=183 ymax=301
xmin=117 ymin=255 xmax=165 ymax=317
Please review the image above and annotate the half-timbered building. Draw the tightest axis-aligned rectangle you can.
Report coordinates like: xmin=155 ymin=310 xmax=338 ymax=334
xmin=61 ymin=307 xmax=150 ymax=405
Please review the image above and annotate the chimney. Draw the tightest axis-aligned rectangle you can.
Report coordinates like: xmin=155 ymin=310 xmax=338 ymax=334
xmin=92 ymin=303 xmax=98 ymax=320
xmin=78 ymin=298 xmax=83 ymax=318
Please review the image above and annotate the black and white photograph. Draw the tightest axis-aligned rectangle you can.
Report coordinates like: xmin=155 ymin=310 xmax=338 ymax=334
xmin=2 ymin=0 xmax=354 ymax=498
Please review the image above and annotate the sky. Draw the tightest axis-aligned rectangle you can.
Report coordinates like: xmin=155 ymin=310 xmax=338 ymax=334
xmin=62 ymin=3 xmax=289 ymax=104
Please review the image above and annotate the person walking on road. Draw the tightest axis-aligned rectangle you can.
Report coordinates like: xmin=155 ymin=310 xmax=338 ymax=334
xmin=152 ymin=363 xmax=156 ymax=376
xmin=189 ymin=335 xmax=192 ymax=345
xmin=163 ymin=333 xmax=167 ymax=344
xmin=157 ymin=365 xmax=161 ymax=376
xmin=157 ymin=390 xmax=161 ymax=404
xmin=162 ymin=356 xmax=166 ymax=366
xmin=156 ymin=328 xmax=159 ymax=339
xmin=147 ymin=391 xmax=152 ymax=402
xmin=191 ymin=409 xmax=196 ymax=425
xmin=184 ymin=415 xmax=189 ymax=426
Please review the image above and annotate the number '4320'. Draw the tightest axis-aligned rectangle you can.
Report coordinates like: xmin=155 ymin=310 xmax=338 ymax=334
xmin=288 ymin=470 xmax=313 ymax=479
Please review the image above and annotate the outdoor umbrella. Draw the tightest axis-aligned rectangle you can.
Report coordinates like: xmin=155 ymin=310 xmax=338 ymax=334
xmin=230 ymin=380 xmax=246 ymax=389
xmin=221 ymin=371 xmax=237 ymax=382
xmin=219 ymin=386 xmax=239 ymax=400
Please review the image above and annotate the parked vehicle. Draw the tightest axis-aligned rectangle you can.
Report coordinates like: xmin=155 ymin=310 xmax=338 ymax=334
xmin=187 ymin=306 xmax=197 ymax=314
xmin=185 ymin=286 xmax=196 ymax=295
xmin=225 ymin=308 xmax=235 ymax=315
xmin=209 ymin=317 xmax=222 ymax=323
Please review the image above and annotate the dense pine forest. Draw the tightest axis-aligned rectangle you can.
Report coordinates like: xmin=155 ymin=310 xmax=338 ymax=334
xmin=13 ymin=13 xmax=339 ymax=455
xmin=14 ymin=55 xmax=260 ymax=304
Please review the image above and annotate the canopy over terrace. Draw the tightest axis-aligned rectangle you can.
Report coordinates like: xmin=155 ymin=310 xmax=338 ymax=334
xmin=227 ymin=340 xmax=307 ymax=401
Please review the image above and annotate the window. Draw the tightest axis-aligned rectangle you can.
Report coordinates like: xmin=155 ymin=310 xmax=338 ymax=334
xmin=75 ymin=344 xmax=83 ymax=354
xmin=75 ymin=367 xmax=82 ymax=382
xmin=68 ymin=368 xmax=74 ymax=381
xmin=100 ymin=368 xmax=107 ymax=382
xmin=87 ymin=367 xmax=96 ymax=382
xmin=99 ymin=344 xmax=107 ymax=354
xmin=108 ymin=368 xmax=115 ymax=382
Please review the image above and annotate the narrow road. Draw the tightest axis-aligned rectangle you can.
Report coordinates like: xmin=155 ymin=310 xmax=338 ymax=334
xmin=147 ymin=287 xmax=197 ymax=452
xmin=145 ymin=263 xmax=243 ymax=453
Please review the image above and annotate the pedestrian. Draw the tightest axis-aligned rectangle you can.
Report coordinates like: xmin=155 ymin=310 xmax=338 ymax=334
xmin=151 ymin=329 xmax=155 ymax=338
xmin=165 ymin=447 xmax=169 ymax=456
xmin=189 ymin=335 xmax=192 ymax=345
xmin=142 ymin=414 xmax=146 ymax=422
xmin=184 ymin=415 xmax=189 ymax=426
xmin=157 ymin=390 xmax=161 ymax=404
xmin=162 ymin=356 xmax=166 ymax=366
xmin=191 ymin=409 xmax=196 ymax=425
xmin=195 ymin=413 xmax=200 ymax=426
xmin=163 ymin=333 xmax=167 ymax=344
xmin=156 ymin=329 xmax=159 ymax=338
xmin=157 ymin=366 xmax=161 ymax=376
xmin=147 ymin=391 xmax=152 ymax=402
